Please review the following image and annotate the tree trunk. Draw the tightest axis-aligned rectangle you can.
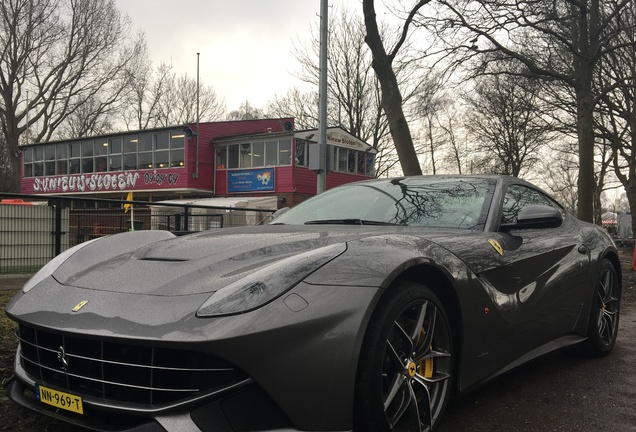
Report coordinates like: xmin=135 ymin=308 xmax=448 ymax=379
xmin=362 ymin=0 xmax=423 ymax=176
xmin=379 ymin=75 xmax=423 ymax=176
xmin=573 ymin=0 xmax=597 ymax=224
xmin=630 ymin=107 xmax=636 ymax=238
xmin=0 ymin=135 xmax=21 ymax=192
xmin=575 ymin=76 xmax=596 ymax=223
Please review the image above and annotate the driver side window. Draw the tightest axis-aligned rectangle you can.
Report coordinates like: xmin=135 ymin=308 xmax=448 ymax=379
xmin=501 ymin=185 xmax=563 ymax=224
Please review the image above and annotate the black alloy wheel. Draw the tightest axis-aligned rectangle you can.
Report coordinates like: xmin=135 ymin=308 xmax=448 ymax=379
xmin=583 ymin=259 xmax=620 ymax=356
xmin=355 ymin=282 xmax=453 ymax=432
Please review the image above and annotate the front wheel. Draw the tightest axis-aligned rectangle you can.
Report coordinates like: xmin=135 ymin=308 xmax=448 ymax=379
xmin=354 ymin=282 xmax=453 ymax=432
xmin=581 ymin=259 xmax=620 ymax=357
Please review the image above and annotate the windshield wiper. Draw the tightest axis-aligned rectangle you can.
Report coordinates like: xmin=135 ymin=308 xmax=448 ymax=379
xmin=304 ymin=219 xmax=404 ymax=226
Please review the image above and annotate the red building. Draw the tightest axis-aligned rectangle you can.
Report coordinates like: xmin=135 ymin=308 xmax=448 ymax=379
xmin=19 ymin=118 xmax=376 ymax=208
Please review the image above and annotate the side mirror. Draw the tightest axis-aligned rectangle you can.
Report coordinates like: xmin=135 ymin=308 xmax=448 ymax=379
xmin=500 ymin=204 xmax=563 ymax=231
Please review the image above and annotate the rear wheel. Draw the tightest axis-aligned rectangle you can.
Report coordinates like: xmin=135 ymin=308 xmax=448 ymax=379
xmin=354 ymin=282 xmax=453 ymax=432
xmin=581 ymin=259 xmax=620 ymax=356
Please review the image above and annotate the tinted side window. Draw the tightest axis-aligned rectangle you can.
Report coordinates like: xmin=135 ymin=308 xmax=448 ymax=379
xmin=501 ymin=185 xmax=563 ymax=224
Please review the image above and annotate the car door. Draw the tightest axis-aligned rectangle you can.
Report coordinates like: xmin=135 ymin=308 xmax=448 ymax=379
xmin=478 ymin=184 xmax=591 ymax=362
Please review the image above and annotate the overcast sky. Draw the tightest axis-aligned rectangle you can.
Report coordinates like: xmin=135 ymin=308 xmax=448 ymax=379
xmin=115 ymin=1 xmax=351 ymax=111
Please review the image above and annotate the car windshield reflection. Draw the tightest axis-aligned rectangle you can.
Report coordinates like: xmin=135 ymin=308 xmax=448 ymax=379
xmin=273 ymin=177 xmax=494 ymax=230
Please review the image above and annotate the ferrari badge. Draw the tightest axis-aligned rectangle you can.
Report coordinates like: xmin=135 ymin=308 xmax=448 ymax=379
xmin=488 ymin=239 xmax=503 ymax=256
xmin=72 ymin=300 xmax=89 ymax=312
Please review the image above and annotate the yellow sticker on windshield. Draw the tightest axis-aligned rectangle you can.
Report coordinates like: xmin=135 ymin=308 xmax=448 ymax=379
xmin=488 ymin=239 xmax=503 ymax=256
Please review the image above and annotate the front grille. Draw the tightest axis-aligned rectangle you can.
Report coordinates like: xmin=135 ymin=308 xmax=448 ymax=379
xmin=17 ymin=325 xmax=248 ymax=406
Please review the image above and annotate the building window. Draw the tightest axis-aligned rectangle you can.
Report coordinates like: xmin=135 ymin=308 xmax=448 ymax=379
xmin=95 ymin=139 xmax=108 ymax=172
xmin=45 ymin=145 xmax=56 ymax=176
xmin=108 ymin=137 xmax=122 ymax=171
xmin=239 ymin=143 xmax=252 ymax=168
xmin=216 ymin=147 xmax=227 ymax=169
xmin=170 ymin=149 xmax=184 ymax=167
xmin=253 ymin=141 xmax=264 ymax=167
xmin=156 ymin=132 xmax=169 ymax=150
xmin=139 ymin=152 xmax=153 ymax=170
xmin=23 ymin=147 xmax=33 ymax=163
xmin=337 ymin=148 xmax=347 ymax=172
xmin=80 ymin=140 xmax=93 ymax=173
xmin=265 ymin=140 xmax=278 ymax=166
xmin=124 ymin=136 xmax=138 ymax=170
xmin=330 ymin=146 xmax=375 ymax=177
xmin=170 ymin=133 xmax=185 ymax=167
xmin=20 ymin=128 xmax=185 ymax=178
xmin=228 ymin=145 xmax=239 ymax=169
xmin=366 ymin=153 xmax=375 ymax=176
xmin=347 ymin=149 xmax=356 ymax=173
xmin=295 ymin=139 xmax=306 ymax=166
xmin=33 ymin=161 xmax=43 ymax=177
xmin=170 ymin=132 xmax=185 ymax=149
xmin=56 ymin=143 xmax=68 ymax=175
xmin=22 ymin=148 xmax=32 ymax=177
xmin=217 ymin=138 xmax=294 ymax=171
xmin=82 ymin=140 xmax=94 ymax=156
xmin=139 ymin=134 xmax=153 ymax=169
xmin=357 ymin=152 xmax=365 ymax=175
xmin=279 ymin=139 xmax=292 ymax=165
xmin=139 ymin=134 xmax=153 ymax=152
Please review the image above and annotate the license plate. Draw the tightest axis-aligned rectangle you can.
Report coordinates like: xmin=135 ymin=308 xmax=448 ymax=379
xmin=35 ymin=384 xmax=84 ymax=414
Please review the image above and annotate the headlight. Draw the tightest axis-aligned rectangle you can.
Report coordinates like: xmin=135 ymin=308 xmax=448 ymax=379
xmin=197 ymin=243 xmax=346 ymax=317
xmin=22 ymin=237 xmax=102 ymax=293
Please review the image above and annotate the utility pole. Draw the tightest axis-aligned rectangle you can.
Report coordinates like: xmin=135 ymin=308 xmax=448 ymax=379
xmin=194 ymin=52 xmax=200 ymax=179
xmin=311 ymin=0 xmax=328 ymax=194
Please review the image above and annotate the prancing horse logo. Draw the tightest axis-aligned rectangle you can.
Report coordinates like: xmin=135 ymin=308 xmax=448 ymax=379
xmin=407 ymin=361 xmax=417 ymax=378
xmin=57 ymin=346 xmax=69 ymax=372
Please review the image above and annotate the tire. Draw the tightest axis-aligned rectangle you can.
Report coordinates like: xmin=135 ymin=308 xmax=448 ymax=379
xmin=354 ymin=281 xmax=453 ymax=432
xmin=581 ymin=259 xmax=620 ymax=357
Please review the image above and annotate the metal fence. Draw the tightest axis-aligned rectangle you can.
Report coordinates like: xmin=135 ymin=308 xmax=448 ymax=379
xmin=0 ymin=193 xmax=275 ymax=274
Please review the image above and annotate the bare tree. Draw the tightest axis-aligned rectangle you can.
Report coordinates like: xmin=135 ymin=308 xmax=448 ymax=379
xmin=0 ymin=0 xmax=145 ymax=192
xmin=362 ymin=0 xmax=433 ymax=176
xmin=265 ymin=88 xmax=318 ymax=130
xmin=122 ymin=61 xmax=226 ymax=130
xmin=121 ymin=57 xmax=169 ymax=131
xmin=60 ymin=97 xmax=118 ymax=138
xmin=268 ymin=7 xmax=403 ymax=177
xmin=596 ymin=2 xmax=636 ymax=235
xmin=422 ymin=0 xmax=635 ymax=222
xmin=155 ymin=73 xmax=225 ymax=127
xmin=538 ymin=146 xmax=579 ymax=214
xmin=463 ymin=62 xmax=552 ymax=177
xmin=439 ymin=113 xmax=468 ymax=174
xmin=411 ymin=73 xmax=452 ymax=174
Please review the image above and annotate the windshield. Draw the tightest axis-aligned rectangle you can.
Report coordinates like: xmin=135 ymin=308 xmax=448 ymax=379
xmin=273 ymin=177 xmax=494 ymax=229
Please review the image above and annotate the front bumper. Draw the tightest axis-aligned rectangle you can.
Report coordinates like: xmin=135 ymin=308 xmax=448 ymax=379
xmin=5 ymin=368 xmax=302 ymax=432
xmin=6 ymin=280 xmax=381 ymax=431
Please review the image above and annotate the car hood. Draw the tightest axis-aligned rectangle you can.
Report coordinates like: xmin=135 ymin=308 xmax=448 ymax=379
xmin=47 ymin=225 xmax=480 ymax=297
xmin=49 ymin=227 xmax=352 ymax=296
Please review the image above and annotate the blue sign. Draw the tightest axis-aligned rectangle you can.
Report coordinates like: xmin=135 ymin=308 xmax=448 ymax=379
xmin=228 ymin=169 xmax=275 ymax=193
